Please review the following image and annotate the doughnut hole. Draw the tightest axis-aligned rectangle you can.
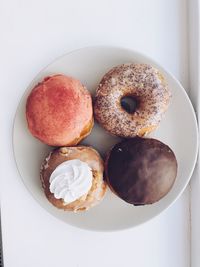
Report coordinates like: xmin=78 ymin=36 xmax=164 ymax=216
xmin=120 ymin=95 xmax=139 ymax=114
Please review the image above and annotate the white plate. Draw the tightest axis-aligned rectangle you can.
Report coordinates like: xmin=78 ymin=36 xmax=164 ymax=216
xmin=13 ymin=46 xmax=198 ymax=231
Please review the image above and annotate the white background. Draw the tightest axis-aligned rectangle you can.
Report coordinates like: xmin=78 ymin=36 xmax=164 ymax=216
xmin=0 ymin=0 xmax=191 ymax=266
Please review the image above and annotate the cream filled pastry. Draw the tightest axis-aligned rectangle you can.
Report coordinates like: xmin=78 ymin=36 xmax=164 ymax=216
xmin=49 ymin=159 xmax=93 ymax=204
xmin=40 ymin=146 xmax=107 ymax=211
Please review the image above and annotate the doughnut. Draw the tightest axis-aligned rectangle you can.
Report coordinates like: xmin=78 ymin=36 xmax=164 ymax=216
xmin=26 ymin=74 xmax=93 ymax=146
xmin=105 ymin=137 xmax=177 ymax=205
xmin=40 ymin=146 xmax=107 ymax=212
xmin=94 ymin=63 xmax=171 ymax=137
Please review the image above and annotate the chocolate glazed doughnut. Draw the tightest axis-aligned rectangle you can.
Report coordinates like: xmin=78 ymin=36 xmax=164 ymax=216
xmin=94 ymin=63 xmax=171 ymax=137
xmin=105 ymin=137 xmax=177 ymax=205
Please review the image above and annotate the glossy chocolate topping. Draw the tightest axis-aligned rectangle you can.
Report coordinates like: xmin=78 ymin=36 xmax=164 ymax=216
xmin=106 ymin=138 xmax=177 ymax=205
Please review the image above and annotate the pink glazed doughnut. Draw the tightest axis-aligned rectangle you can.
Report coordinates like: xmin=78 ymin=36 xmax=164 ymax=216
xmin=26 ymin=74 xmax=93 ymax=146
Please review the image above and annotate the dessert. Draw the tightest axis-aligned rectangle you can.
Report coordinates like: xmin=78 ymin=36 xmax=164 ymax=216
xmin=94 ymin=63 xmax=171 ymax=137
xmin=40 ymin=146 xmax=107 ymax=211
xmin=105 ymin=137 xmax=177 ymax=205
xmin=26 ymin=74 xmax=93 ymax=146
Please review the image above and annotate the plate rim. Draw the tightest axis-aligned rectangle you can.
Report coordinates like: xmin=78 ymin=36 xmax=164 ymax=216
xmin=12 ymin=45 xmax=199 ymax=231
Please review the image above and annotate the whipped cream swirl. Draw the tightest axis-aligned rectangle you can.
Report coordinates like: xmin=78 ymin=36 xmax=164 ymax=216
xmin=49 ymin=159 xmax=93 ymax=204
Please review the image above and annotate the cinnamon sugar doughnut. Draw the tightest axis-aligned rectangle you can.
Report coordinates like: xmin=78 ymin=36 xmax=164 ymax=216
xmin=94 ymin=63 xmax=171 ymax=137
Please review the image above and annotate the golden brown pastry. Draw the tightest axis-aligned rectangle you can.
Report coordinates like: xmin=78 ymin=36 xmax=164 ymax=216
xmin=40 ymin=146 xmax=107 ymax=211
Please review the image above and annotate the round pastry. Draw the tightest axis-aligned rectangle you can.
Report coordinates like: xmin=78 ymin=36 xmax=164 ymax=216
xmin=94 ymin=63 xmax=171 ymax=137
xmin=40 ymin=146 xmax=107 ymax=211
xmin=26 ymin=74 xmax=93 ymax=146
xmin=105 ymin=137 xmax=177 ymax=205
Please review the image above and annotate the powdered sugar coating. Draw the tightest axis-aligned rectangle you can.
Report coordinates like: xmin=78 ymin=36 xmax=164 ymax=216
xmin=94 ymin=63 xmax=171 ymax=137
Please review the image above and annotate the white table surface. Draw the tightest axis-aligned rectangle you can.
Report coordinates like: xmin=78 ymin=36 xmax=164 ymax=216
xmin=0 ymin=0 xmax=191 ymax=266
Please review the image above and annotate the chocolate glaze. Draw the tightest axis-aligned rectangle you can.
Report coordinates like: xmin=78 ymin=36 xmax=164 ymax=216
xmin=106 ymin=137 xmax=177 ymax=205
